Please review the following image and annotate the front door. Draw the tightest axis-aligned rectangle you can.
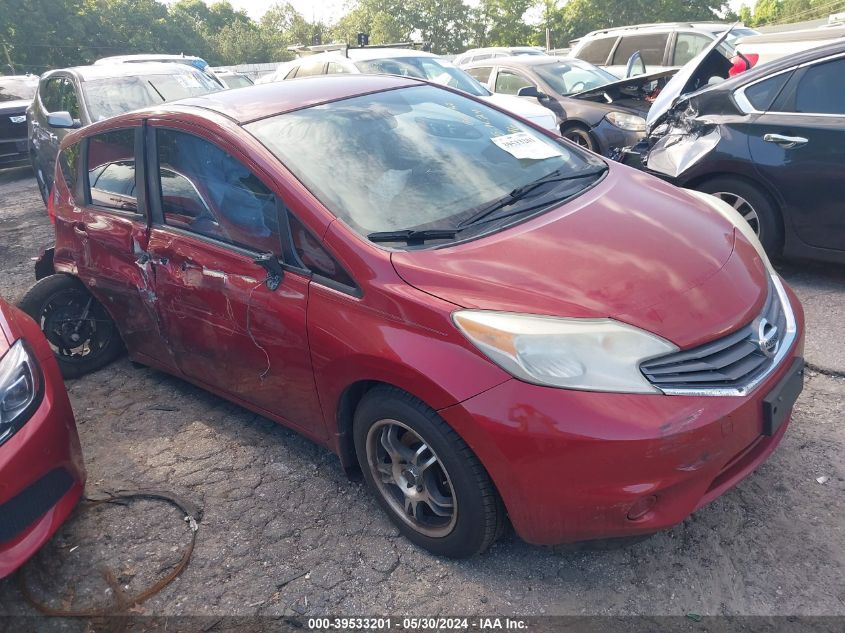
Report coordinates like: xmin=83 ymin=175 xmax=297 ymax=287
xmin=76 ymin=125 xmax=175 ymax=367
xmin=749 ymin=54 xmax=845 ymax=252
xmin=144 ymin=123 xmax=324 ymax=438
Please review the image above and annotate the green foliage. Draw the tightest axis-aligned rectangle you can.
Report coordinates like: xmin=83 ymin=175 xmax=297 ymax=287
xmin=3 ymin=0 xmax=842 ymax=74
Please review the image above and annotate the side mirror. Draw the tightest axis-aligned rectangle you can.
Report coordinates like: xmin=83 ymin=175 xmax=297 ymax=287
xmin=47 ymin=111 xmax=79 ymax=129
xmin=517 ymin=85 xmax=542 ymax=99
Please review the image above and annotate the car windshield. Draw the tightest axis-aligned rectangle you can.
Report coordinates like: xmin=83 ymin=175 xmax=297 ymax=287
xmin=82 ymin=71 xmax=219 ymax=120
xmin=354 ymin=57 xmax=489 ymax=96
xmin=0 ymin=77 xmax=38 ymax=102
xmin=247 ymin=85 xmax=603 ymax=240
xmin=534 ymin=60 xmax=618 ymax=95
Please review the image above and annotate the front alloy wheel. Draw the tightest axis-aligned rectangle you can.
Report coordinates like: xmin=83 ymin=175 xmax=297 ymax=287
xmin=366 ymin=419 xmax=457 ymax=537
xmin=353 ymin=386 xmax=505 ymax=557
xmin=711 ymin=191 xmax=760 ymax=236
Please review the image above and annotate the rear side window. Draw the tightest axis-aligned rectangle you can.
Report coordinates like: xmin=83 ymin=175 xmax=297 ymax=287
xmin=612 ymin=33 xmax=669 ymax=66
xmin=155 ymin=128 xmax=282 ymax=254
xmin=494 ymin=70 xmax=534 ymax=95
xmin=793 ymin=58 xmax=845 ymax=115
xmin=327 ymin=62 xmax=350 ymax=74
xmin=673 ymin=33 xmax=712 ymax=66
xmin=86 ymin=128 xmax=137 ymax=213
xmin=743 ymin=72 xmax=791 ymax=111
xmin=576 ymin=37 xmax=616 ymax=65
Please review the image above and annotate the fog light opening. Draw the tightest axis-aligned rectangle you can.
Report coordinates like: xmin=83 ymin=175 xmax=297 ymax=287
xmin=627 ymin=495 xmax=657 ymax=521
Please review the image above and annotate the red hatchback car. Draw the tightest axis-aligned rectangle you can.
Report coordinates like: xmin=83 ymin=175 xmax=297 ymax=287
xmin=23 ymin=75 xmax=804 ymax=557
xmin=0 ymin=298 xmax=85 ymax=577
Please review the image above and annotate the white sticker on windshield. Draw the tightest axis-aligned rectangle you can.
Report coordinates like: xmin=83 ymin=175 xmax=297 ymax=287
xmin=491 ymin=132 xmax=562 ymax=160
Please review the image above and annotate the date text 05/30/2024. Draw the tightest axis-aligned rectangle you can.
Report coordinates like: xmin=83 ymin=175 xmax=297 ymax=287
xmin=307 ymin=617 xmax=529 ymax=630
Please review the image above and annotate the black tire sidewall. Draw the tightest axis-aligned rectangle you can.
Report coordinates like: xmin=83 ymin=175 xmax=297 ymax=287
xmin=353 ymin=390 xmax=496 ymax=558
xmin=698 ymin=176 xmax=783 ymax=256
xmin=18 ymin=274 xmax=122 ymax=379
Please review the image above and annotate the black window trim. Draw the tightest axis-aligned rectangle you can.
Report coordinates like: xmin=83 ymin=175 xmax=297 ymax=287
xmin=82 ymin=125 xmax=146 ymax=220
xmin=144 ymin=123 xmax=361 ymax=296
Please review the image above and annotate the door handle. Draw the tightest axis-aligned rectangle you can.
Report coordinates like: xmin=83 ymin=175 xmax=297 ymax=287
xmin=763 ymin=133 xmax=808 ymax=149
xmin=72 ymin=222 xmax=87 ymax=236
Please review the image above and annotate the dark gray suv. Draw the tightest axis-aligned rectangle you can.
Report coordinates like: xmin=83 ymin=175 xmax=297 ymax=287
xmin=28 ymin=63 xmax=220 ymax=204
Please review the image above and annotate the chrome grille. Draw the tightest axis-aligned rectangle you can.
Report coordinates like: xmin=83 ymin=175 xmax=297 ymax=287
xmin=641 ymin=279 xmax=787 ymax=392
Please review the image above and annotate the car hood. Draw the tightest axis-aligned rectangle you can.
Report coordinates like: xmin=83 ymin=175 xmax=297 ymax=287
xmin=391 ymin=167 xmax=769 ymax=349
xmin=572 ymin=69 xmax=677 ymax=102
xmin=0 ymin=99 xmax=31 ymax=115
xmin=646 ymin=30 xmax=733 ymax=130
xmin=482 ymin=93 xmax=556 ymax=128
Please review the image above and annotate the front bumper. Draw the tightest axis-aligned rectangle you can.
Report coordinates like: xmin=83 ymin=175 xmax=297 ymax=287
xmin=591 ymin=118 xmax=644 ymax=157
xmin=0 ymin=336 xmax=85 ymax=578
xmin=439 ymin=285 xmax=805 ymax=545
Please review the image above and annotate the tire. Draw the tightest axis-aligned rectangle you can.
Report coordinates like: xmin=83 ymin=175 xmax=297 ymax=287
xmin=18 ymin=274 xmax=123 ymax=379
xmin=561 ymin=123 xmax=597 ymax=152
xmin=31 ymin=155 xmax=49 ymax=207
xmin=696 ymin=176 xmax=783 ymax=257
xmin=353 ymin=386 xmax=505 ymax=558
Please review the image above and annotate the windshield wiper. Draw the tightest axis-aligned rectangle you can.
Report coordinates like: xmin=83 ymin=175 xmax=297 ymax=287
xmin=367 ymin=228 xmax=459 ymax=244
xmin=147 ymin=80 xmax=165 ymax=102
xmin=457 ymin=166 xmax=607 ymax=228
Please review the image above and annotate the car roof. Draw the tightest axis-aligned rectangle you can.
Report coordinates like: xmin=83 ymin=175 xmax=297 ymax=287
xmin=584 ymin=21 xmax=735 ymax=38
xmin=95 ymin=54 xmax=205 ymax=64
xmin=44 ymin=62 xmax=207 ymax=83
xmin=340 ymin=48 xmax=439 ymax=61
xmin=465 ymin=55 xmax=563 ymax=67
xmin=175 ymin=73 xmax=421 ymax=123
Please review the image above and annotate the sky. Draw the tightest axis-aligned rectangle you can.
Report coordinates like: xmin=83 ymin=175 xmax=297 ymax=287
xmin=210 ymin=0 xmax=749 ymax=26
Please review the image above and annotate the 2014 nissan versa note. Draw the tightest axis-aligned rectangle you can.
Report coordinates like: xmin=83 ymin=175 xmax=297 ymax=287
xmin=22 ymin=75 xmax=805 ymax=557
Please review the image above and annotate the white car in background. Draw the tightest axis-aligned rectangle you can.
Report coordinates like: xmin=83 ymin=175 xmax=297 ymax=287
xmin=259 ymin=47 xmax=559 ymax=132
xmin=453 ymin=46 xmax=547 ymax=66
xmin=734 ymin=22 xmax=845 ymax=69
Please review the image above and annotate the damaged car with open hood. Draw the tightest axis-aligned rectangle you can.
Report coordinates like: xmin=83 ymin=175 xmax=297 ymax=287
xmin=626 ymin=32 xmax=845 ymax=263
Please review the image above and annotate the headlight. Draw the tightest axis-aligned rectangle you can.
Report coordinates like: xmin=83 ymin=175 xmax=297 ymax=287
xmin=453 ymin=311 xmax=677 ymax=393
xmin=605 ymin=111 xmax=646 ymax=132
xmin=0 ymin=340 xmax=43 ymax=445
xmin=684 ymin=189 xmax=774 ymax=273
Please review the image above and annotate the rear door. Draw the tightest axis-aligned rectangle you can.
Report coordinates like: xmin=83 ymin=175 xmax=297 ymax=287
xmin=144 ymin=122 xmax=325 ymax=437
xmin=77 ymin=124 xmax=175 ymax=367
xmin=748 ymin=53 xmax=845 ymax=251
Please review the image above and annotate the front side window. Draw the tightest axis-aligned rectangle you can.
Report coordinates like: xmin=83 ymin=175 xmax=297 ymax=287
xmin=82 ymin=71 xmax=219 ymax=121
xmin=673 ymin=33 xmax=712 ymax=66
xmin=793 ymin=58 xmax=845 ymax=115
xmin=247 ymin=85 xmax=603 ymax=242
xmin=295 ymin=60 xmax=325 ymax=77
xmin=494 ymin=70 xmax=534 ymax=95
xmin=60 ymin=79 xmax=80 ymax=119
xmin=86 ymin=128 xmax=137 ymax=212
xmin=466 ymin=66 xmax=493 ymax=84
xmin=354 ymin=57 xmax=488 ymax=96
xmin=534 ymin=61 xmax=618 ymax=95
xmin=40 ymin=77 xmax=64 ymax=112
xmin=612 ymin=33 xmax=669 ymax=66
xmin=155 ymin=129 xmax=281 ymax=254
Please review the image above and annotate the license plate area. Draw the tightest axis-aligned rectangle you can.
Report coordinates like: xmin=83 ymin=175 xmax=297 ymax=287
xmin=762 ymin=358 xmax=804 ymax=436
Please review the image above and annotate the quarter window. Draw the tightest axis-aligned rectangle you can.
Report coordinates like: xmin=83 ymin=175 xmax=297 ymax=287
xmin=86 ymin=128 xmax=137 ymax=213
xmin=743 ymin=73 xmax=791 ymax=111
xmin=612 ymin=33 xmax=669 ymax=66
xmin=495 ymin=70 xmax=534 ymax=95
xmin=155 ymin=129 xmax=282 ymax=254
xmin=288 ymin=213 xmax=355 ymax=288
xmin=793 ymin=58 xmax=845 ymax=115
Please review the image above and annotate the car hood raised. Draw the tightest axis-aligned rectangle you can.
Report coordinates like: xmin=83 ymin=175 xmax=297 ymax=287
xmin=572 ymin=68 xmax=677 ymax=101
xmin=646 ymin=30 xmax=733 ymax=130
xmin=391 ymin=167 xmax=769 ymax=349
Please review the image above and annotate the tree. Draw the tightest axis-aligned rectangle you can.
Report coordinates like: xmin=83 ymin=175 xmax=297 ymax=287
xmin=472 ymin=0 xmax=538 ymax=47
